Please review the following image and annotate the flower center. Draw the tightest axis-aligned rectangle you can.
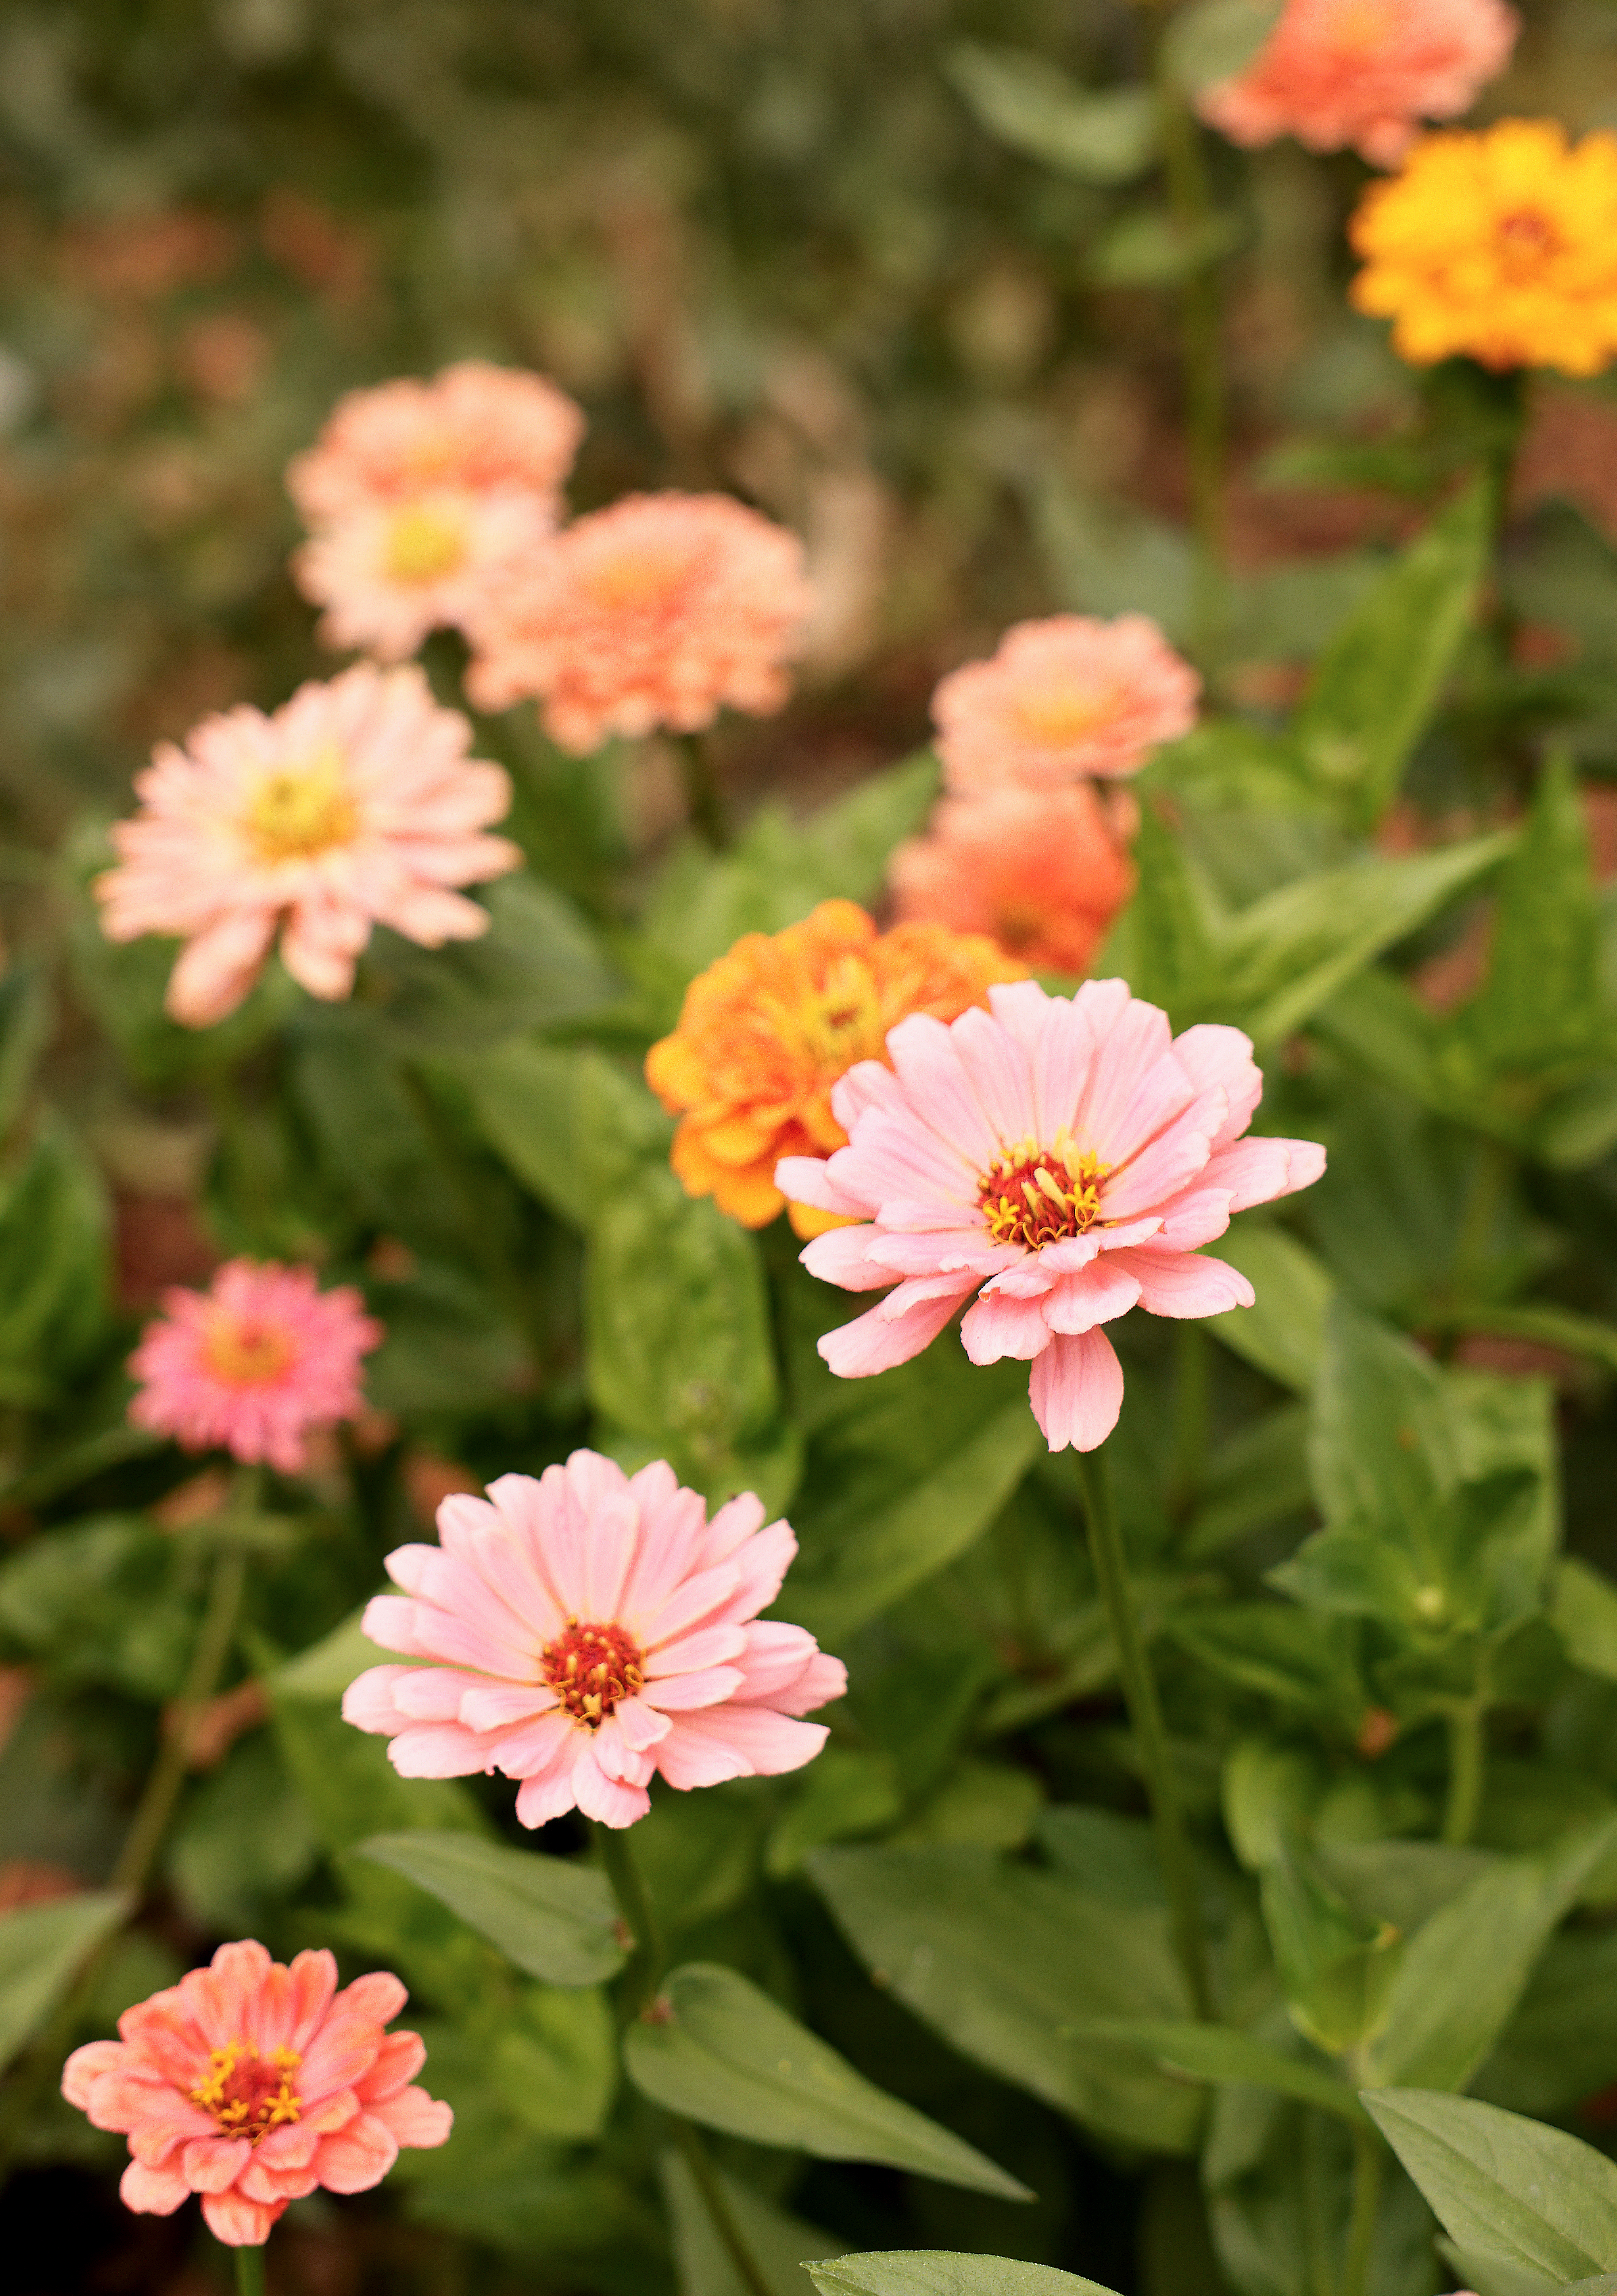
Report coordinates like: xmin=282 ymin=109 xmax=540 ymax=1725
xmin=1016 ymin=686 xmax=1117 ymax=744
xmin=978 ymin=1130 xmax=1111 ymax=1249
xmin=1496 ymin=207 xmax=1561 ymax=275
xmin=1329 ymin=0 xmax=1393 ymax=52
xmin=582 ymin=548 xmax=688 ymax=613
xmin=542 ymin=1618 xmax=645 ymax=1727
xmin=793 ymin=956 xmax=884 ymax=1070
xmin=202 ymin=1312 xmax=295 ymax=1388
xmin=246 ymin=748 xmax=357 ymax=862
xmin=189 ymin=2039 xmax=303 ymax=2144
xmin=384 ymin=500 xmax=468 ymax=584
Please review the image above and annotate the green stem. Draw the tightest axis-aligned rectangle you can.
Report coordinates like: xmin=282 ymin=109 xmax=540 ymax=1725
xmin=1340 ymin=2121 xmax=1383 ymax=2296
xmin=1452 ymin=1136 xmax=1512 ymax=1300
xmin=671 ymin=2116 xmax=776 ymax=2296
xmin=675 ymin=733 xmax=730 ymax=851
xmin=1442 ymin=1699 xmax=1486 ymax=1848
xmin=233 ymin=2242 xmax=267 ymax=2296
xmin=1167 ymin=1322 xmax=1210 ymax=1526
xmin=1301 ymin=2110 xmax=1337 ymax=2296
xmin=1076 ymin=1444 xmax=1212 ymax=2018
xmin=1156 ymin=86 xmax=1227 ymax=659
xmin=594 ymin=1821 xmax=665 ymax=2021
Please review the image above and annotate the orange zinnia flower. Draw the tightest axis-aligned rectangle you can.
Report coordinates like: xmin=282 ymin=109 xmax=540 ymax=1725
xmin=645 ymin=900 xmax=1025 ymax=1236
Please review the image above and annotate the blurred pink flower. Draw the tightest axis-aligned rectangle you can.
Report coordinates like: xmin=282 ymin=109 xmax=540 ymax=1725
xmin=293 ymin=488 xmax=555 ymax=663
xmin=465 ymin=491 xmax=813 ymax=753
xmin=932 ymin=615 xmax=1199 ymax=792
xmin=1197 ymin=0 xmax=1518 ymax=167
xmin=63 ymin=1939 xmax=450 ymax=2247
xmin=287 ymin=360 xmax=584 ymax=523
xmin=96 ymin=664 xmax=520 ymax=1026
xmin=343 ymin=1450 xmax=846 ymax=1828
xmin=888 ymin=783 xmax=1136 ymax=975
xmin=777 ymin=980 xmax=1325 ymax=1453
xmin=129 ymin=1259 xmax=381 ymax=1474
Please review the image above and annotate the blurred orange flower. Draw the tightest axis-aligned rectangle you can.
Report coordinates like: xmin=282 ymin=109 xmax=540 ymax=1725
xmin=645 ymin=899 xmax=1024 ymax=1235
xmin=1351 ymin=120 xmax=1617 ymax=374
xmin=888 ymin=784 xmax=1136 ymax=976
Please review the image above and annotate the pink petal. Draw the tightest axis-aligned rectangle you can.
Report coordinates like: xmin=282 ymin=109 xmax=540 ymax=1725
xmin=313 ymin=2113 xmax=399 ymax=2194
xmin=643 ymin=1622 xmax=747 ymax=1677
xmin=1074 ymin=995 xmax=1172 ymax=1151
xmin=457 ymin=1680 xmax=555 ymax=1732
xmin=659 ymin=1706 xmax=830 ymax=1786
xmin=200 ymin=2187 xmax=283 ymax=2245
xmin=884 ymin=1013 xmax=999 ymax=1165
xmin=1028 ymin=1328 xmax=1125 ymax=1452
xmin=1100 ymin=1087 xmax=1222 ymax=1219
xmin=640 ymin=1664 xmax=746 ymax=1710
xmin=1041 ymin=1257 xmax=1142 ymax=1335
xmin=1103 ymin=1048 xmax=1198 ymax=1168
xmin=1105 ymin=1246 xmax=1255 ymax=1319
xmin=62 ymin=2041 xmax=125 ymax=2109
xmin=819 ymin=1275 xmax=974 ymax=1377
xmin=948 ymin=1002 xmax=1038 ymax=1144
xmin=370 ymin=2084 xmax=453 ymax=2148
xmin=1172 ymin=1023 xmax=1263 ymax=1150
xmin=515 ymin=1764 xmax=582 ymax=1827
xmin=355 ymin=2029 xmax=426 ymax=2103
xmin=776 ymin=1153 xmax=867 ymax=1218
xmin=799 ymin=1225 xmax=895 ymax=1291
xmin=828 ymin=1055 xmax=907 ymax=1133
xmin=571 ymin=1744 xmax=651 ymax=1827
xmin=960 ymin=1289 xmax=1055 ymax=1364
xmin=119 ymin=2158 xmax=192 ymax=2217
xmin=182 ymin=2136 xmax=251 ymax=2192
xmin=387 ymin=1720 xmax=507 ymax=1777
xmin=334 ymin=1971 xmax=409 ymax=2026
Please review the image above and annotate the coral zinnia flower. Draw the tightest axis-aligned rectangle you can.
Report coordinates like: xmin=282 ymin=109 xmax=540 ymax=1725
xmin=342 ymin=1450 xmax=846 ymax=1829
xmin=293 ymin=488 xmax=556 ymax=663
xmin=96 ymin=664 xmax=521 ymax=1026
xmin=287 ymin=361 xmax=585 ymax=524
xmin=645 ymin=898 xmax=1026 ymax=1236
xmin=888 ymin=784 xmax=1136 ymax=977
xmin=62 ymin=1939 xmax=450 ymax=2247
xmin=1351 ymin=120 xmax=1617 ymax=374
xmin=932 ymin=615 xmax=1199 ymax=794
xmin=129 ymin=1260 xmax=381 ymax=1473
xmin=465 ymin=491 xmax=813 ymax=753
xmin=776 ymin=979 xmax=1325 ymax=1454
xmin=1198 ymin=0 xmax=1518 ymax=169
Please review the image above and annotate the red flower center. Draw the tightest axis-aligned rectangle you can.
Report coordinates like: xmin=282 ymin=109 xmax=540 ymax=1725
xmin=1497 ymin=207 xmax=1561 ymax=273
xmin=202 ymin=1312 xmax=295 ymax=1388
xmin=542 ymin=1619 xmax=645 ymax=1727
xmin=189 ymin=2039 xmax=303 ymax=2143
xmin=978 ymin=1130 xmax=1110 ymax=1250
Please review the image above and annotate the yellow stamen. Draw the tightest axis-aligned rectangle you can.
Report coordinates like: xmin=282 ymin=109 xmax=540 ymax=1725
xmin=384 ymin=500 xmax=468 ymax=585
xmin=246 ymin=745 xmax=356 ymax=862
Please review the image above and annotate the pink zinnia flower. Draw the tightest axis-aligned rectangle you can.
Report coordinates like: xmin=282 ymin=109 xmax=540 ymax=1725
xmin=62 ymin=1939 xmax=451 ymax=2247
xmin=932 ymin=615 xmax=1199 ymax=793
xmin=465 ymin=491 xmax=813 ymax=754
xmin=286 ymin=360 xmax=585 ymax=524
xmin=776 ymin=980 xmax=1325 ymax=1454
xmin=293 ymin=488 xmax=556 ymax=663
xmin=342 ymin=1450 xmax=846 ymax=1829
xmin=96 ymin=664 xmax=521 ymax=1026
xmin=129 ymin=1259 xmax=381 ymax=1473
xmin=888 ymin=784 xmax=1137 ymax=976
xmin=1197 ymin=0 xmax=1519 ymax=169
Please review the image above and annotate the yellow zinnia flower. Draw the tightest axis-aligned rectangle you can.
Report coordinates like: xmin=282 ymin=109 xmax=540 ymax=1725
xmin=1350 ymin=118 xmax=1617 ymax=376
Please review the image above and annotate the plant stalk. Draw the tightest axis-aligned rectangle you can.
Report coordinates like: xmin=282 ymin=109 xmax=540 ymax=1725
xmin=1340 ymin=2121 xmax=1383 ymax=2296
xmin=234 ymin=2244 xmax=267 ymax=2296
xmin=675 ymin=732 xmax=730 ymax=851
xmin=671 ymin=2116 xmax=776 ymax=2296
xmin=1076 ymin=1444 xmax=1212 ymax=2017
xmin=1442 ymin=1699 xmax=1486 ymax=1848
xmin=593 ymin=1820 xmax=665 ymax=2022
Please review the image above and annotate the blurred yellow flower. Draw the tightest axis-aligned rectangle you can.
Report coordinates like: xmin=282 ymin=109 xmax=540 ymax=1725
xmin=1350 ymin=119 xmax=1617 ymax=375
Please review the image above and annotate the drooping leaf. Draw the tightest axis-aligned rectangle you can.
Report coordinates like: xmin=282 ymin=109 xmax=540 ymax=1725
xmin=623 ymin=1962 xmax=1030 ymax=2199
xmin=806 ymin=2256 xmax=1121 ymax=2296
xmin=0 ymin=1888 xmax=129 ymax=2073
xmin=662 ymin=2150 xmax=846 ymax=2296
xmin=356 ymin=1832 xmax=626 ymax=1988
xmin=1205 ymin=1225 xmax=1332 ymax=1394
xmin=1069 ymin=2017 xmax=1368 ymax=2124
xmin=1463 ymin=756 xmax=1601 ymax=1073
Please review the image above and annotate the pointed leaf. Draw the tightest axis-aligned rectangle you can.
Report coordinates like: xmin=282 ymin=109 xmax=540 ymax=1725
xmin=806 ymin=2257 xmax=1121 ymax=2296
xmin=356 ymin=1832 xmax=625 ymax=1988
xmin=946 ymin=42 xmax=1159 ymax=184
xmin=1069 ymin=2018 xmax=1369 ymax=2124
xmin=0 ymin=1889 xmax=130 ymax=2073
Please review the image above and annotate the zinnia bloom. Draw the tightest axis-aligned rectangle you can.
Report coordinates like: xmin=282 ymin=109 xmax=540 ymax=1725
xmin=286 ymin=361 xmax=584 ymax=524
xmin=1198 ymin=0 xmax=1518 ymax=169
xmin=96 ymin=664 xmax=521 ymax=1026
xmin=644 ymin=899 xmax=1026 ymax=1236
xmin=293 ymin=488 xmax=556 ymax=663
xmin=776 ymin=979 xmax=1325 ymax=1454
xmin=1350 ymin=120 xmax=1617 ymax=374
xmin=888 ymin=784 xmax=1136 ymax=976
xmin=129 ymin=1259 xmax=381 ymax=1473
xmin=465 ymin=491 xmax=813 ymax=753
xmin=342 ymin=1450 xmax=846 ymax=1829
xmin=932 ymin=615 xmax=1199 ymax=794
xmin=62 ymin=1939 xmax=451 ymax=2246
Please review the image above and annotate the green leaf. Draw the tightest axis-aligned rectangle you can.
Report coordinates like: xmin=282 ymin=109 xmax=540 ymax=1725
xmin=1160 ymin=0 xmax=1282 ymax=91
xmin=1167 ymin=1604 xmax=1361 ymax=1724
xmin=1361 ymin=2088 xmax=1617 ymax=2280
xmin=806 ymin=2256 xmax=1121 ymax=2296
xmin=945 ymin=43 xmax=1158 ymax=184
xmin=0 ymin=1516 xmax=203 ymax=1697
xmin=368 ymin=873 xmax=624 ymax=1051
xmin=0 ymin=1888 xmax=129 ymax=2073
xmin=1554 ymin=1556 xmax=1617 ymax=1681
xmin=1205 ymin=1226 xmax=1332 ymax=1393
xmin=623 ymin=1962 xmax=1030 ymax=2198
xmin=1464 ymin=756 xmax=1601 ymax=1073
xmin=1363 ymin=1821 xmax=1617 ymax=2092
xmin=267 ymin=1680 xmax=484 ymax=1855
xmin=1070 ymin=2018 xmax=1368 ymax=2124
xmin=0 ymin=1114 xmax=111 ymax=1389
xmin=663 ymin=2151 xmax=847 ymax=2296
xmin=1476 ymin=1923 xmax=1617 ymax=2117
xmin=356 ymin=1832 xmax=626 ymax=1988
xmin=0 ymin=960 xmax=52 ymax=1143
xmin=1183 ymin=1403 xmax=1313 ymax=1557
xmin=808 ymin=1843 xmax=1203 ymax=2155
xmin=492 ymin=1982 xmax=617 ymax=2139
xmin=1260 ymin=1837 xmax=1403 ymax=2056
xmin=1292 ymin=481 xmax=1490 ymax=824
xmin=1088 ymin=207 xmax=1243 ymax=288
xmin=453 ymin=1038 xmax=590 ymax=1226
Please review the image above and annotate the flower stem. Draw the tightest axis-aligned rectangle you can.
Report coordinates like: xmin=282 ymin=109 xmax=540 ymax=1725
xmin=675 ymin=733 xmax=730 ymax=851
xmin=233 ymin=2244 xmax=267 ymax=2296
xmin=1442 ymin=1698 xmax=1487 ymax=1848
xmin=1340 ymin=2120 xmax=1383 ymax=2296
xmin=593 ymin=1820 xmax=665 ymax=2021
xmin=1076 ymin=1443 xmax=1212 ymax=2018
xmin=671 ymin=2116 xmax=777 ymax=2296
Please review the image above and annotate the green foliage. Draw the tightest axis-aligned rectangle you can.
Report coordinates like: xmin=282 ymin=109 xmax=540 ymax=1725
xmin=356 ymin=1832 xmax=626 ymax=1988
xmin=0 ymin=1891 xmax=129 ymax=2073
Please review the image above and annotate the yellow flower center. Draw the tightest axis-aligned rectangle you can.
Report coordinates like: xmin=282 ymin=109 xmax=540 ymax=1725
xmin=246 ymin=748 xmax=357 ymax=862
xmin=542 ymin=1619 xmax=645 ymax=1728
xmin=189 ymin=2039 xmax=303 ymax=2144
xmin=978 ymin=1130 xmax=1111 ymax=1249
xmin=1016 ymin=686 xmax=1117 ymax=743
xmin=582 ymin=549 xmax=687 ymax=612
xmin=202 ymin=1312 xmax=294 ymax=1388
xmin=384 ymin=501 xmax=468 ymax=585
xmin=788 ymin=955 xmax=886 ymax=1071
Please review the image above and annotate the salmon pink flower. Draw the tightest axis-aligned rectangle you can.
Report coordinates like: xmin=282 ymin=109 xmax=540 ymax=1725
xmin=287 ymin=360 xmax=585 ymax=525
xmin=932 ymin=615 xmax=1199 ymax=793
xmin=96 ymin=664 xmax=521 ymax=1026
xmin=129 ymin=1259 xmax=381 ymax=1473
xmin=645 ymin=899 xmax=1025 ymax=1236
xmin=888 ymin=784 xmax=1136 ymax=976
xmin=465 ymin=491 xmax=813 ymax=753
xmin=293 ymin=487 xmax=556 ymax=663
xmin=62 ymin=1939 xmax=451 ymax=2247
xmin=342 ymin=1450 xmax=846 ymax=1829
xmin=1198 ymin=0 xmax=1518 ymax=169
xmin=777 ymin=979 xmax=1325 ymax=1454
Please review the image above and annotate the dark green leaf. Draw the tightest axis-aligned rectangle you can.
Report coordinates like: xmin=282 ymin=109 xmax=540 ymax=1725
xmin=1070 ymin=2018 xmax=1368 ymax=2124
xmin=357 ymin=1832 xmax=626 ymax=1988
xmin=806 ymin=2256 xmax=1120 ymax=2296
xmin=0 ymin=1888 xmax=129 ymax=2072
